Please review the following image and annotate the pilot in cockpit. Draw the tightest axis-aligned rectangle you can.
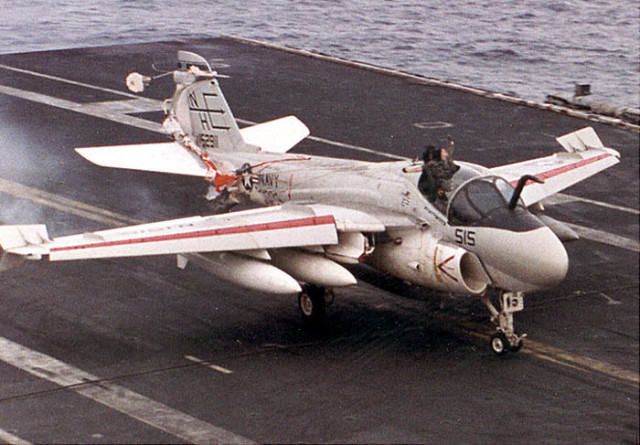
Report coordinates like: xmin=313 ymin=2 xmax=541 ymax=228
xmin=418 ymin=136 xmax=460 ymax=205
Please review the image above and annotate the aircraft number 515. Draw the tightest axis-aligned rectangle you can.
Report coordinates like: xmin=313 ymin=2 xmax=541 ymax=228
xmin=454 ymin=228 xmax=476 ymax=246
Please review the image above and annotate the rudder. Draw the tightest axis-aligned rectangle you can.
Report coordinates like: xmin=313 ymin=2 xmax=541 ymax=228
xmin=168 ymin=51 xmax=257 ymax=153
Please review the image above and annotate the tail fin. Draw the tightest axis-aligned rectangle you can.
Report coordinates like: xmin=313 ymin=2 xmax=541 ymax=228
xmin=169 ymin=51 xmax=257 ymax=153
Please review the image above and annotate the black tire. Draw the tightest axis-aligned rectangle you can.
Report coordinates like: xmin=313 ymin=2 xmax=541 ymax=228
xmin=509 ymin=338 xmax=523 ymax=353
xmin=298 ymin=285 xmax=326 ymax=326
xmin=490 ymin=333 xmax=510 ymax=355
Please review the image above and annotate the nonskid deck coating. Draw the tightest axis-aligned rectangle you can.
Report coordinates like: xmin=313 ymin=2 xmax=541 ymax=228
xmin=0 ymin=37 xmax=637 ymax=444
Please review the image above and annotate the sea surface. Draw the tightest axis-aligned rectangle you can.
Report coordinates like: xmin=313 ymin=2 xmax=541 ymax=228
xmin=1 ymin=0 xmax=639 ymax=107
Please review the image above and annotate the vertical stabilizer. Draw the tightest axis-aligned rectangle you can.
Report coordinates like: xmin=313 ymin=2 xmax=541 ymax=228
xmin=169 ymin=52 xmax=258 ymax=153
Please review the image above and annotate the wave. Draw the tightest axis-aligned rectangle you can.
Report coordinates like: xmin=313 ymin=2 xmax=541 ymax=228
xmin=1 ymin=0 xmax=638 ymax=106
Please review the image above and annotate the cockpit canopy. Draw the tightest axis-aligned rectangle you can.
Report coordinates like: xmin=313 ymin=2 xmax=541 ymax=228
xmin=448 ymin=175 xmax=523 ymax=226
xmin=413 ymin=161 xmax=540 ymax=231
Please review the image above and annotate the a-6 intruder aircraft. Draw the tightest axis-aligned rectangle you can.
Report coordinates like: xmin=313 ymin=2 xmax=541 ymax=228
xmin=0 ymin=51 xmax=620 ymax=354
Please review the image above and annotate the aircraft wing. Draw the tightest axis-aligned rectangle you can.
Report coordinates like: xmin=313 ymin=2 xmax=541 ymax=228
xmin=0 ymin=204 xmax=384 ymax=262
xmin=490 ymin=127 xmax=620 ymax=206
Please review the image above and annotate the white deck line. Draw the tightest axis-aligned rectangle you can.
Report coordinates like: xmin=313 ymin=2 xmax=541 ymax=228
xmin=565 ymin=223 xmax=640 ymax=252
xmin=0 ymin=336 xmax=253 ymax=444
xmin=185 ymin=355 xmax=233 ymax=374
xmin=0 ymin=428 xmax=32 ymax=445
xmin=545 ymin=193 xmax=639 ymax=216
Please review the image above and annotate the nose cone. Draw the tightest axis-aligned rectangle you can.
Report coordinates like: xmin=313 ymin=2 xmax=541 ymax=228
xmin=484 ymin=226 xmax=569 ymax=292
xmin=522 ymin=227 xmax=569 ymax=289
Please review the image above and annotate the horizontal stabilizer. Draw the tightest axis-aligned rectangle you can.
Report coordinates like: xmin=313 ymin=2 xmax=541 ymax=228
xmin=240 ymin=116 xmax=310 ymax=153
xmin=75 ymin=142 xmax=210 ymax=177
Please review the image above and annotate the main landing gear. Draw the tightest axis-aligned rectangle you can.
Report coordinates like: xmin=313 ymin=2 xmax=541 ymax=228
xmin=481 ymin=291 xmax=526 ymax=355
xmin=298 ymin=284 xmax=333 ymax=327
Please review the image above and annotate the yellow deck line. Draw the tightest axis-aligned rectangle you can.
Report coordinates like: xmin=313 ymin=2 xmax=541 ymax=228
xmin=459 ymin=326 xmax=638 ymax=387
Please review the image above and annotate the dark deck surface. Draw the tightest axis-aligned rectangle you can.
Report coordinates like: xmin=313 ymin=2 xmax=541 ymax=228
xmin=0 ymin=37 xmax=638 ymax=444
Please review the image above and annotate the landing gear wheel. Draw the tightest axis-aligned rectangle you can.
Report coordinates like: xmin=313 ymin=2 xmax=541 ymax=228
xmin=482 ymin=291 xmax=526 ymax=356
xmin=490 ymin=333 xmax=510 ymax=355
xmin=509 ymin=338 xmax=523 ymax=353
xmin=298 ymin=285 xmax=326 ymax=326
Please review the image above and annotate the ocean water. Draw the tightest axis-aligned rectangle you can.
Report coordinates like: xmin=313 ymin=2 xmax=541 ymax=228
xmin=1 ymin=0 xmax=638 ymax=106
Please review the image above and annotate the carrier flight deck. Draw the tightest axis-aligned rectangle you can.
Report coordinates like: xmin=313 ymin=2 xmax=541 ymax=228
xmin=0 ymin=37 xmax=637 ymax=444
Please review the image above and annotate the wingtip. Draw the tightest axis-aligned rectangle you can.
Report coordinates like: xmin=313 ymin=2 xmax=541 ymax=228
xmin=74 ymin=147 xmax=100 ymax=165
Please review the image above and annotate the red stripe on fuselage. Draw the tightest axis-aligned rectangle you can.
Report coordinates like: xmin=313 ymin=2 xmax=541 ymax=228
xmin=51 ymin=215 xmax=336 ymax=253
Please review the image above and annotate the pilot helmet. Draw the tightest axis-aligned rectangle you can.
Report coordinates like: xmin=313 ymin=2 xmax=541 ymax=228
xmin=422 ymin=144 xmax=439 ymax=161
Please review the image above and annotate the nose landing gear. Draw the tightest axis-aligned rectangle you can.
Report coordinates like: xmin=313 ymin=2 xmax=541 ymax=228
xmin=481 ymin=291 xmax=526 ymax=355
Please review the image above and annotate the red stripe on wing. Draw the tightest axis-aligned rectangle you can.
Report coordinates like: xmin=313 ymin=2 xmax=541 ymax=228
xmin=509 ymin=153 xmax=612 ymax=187
xmin=51 ymin=215 xmax=336 ymax=253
